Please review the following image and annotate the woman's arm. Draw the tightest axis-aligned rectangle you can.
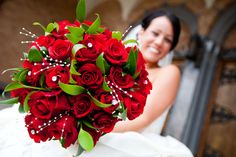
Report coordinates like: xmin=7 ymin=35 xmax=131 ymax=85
xmin=113 ymin=65 xmax=181 ymax=132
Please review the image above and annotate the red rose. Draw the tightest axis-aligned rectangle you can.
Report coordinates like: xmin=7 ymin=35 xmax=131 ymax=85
xmin=83 ymin=20 xmax=93 ymax=26
xmin=92 ymin=111 xmax=118 ymax=133
xmin=109 ymin=66 xmax=134 ymax=88
xmin=33 ymin=35 xmax=55 ymax=49
xmin=25 ymin=114 xmax=50 ymax=143
xmin=48 ymin=115 xmax=78 ymax=148
xmin=45 ymin=66 xmax=70 ymax=89
xmin=74 ymin=63 xmax=103 ymax=89
xmin=123 ymin=92 xmax=146 ymax=120
xmin=51 ymin=20 xmax=71 ymax=39
xmin=48 ymin=39 xmax=72 ymax=60
xmin=26 ymin=63 xmax=44 ymax=86
xmin=73 ymin=20 xmax=81 ymax=27
xmin=99 ymin=92 xmax=119 ymax=113
xmin=70 ymin=94 xmax=95 ymax=118
xmin=101 ymin=28 xmax=112 ymax=41
xmin=104 ymin=38 xmax=128 ymax=65
xmin=136 ymin=70 xmax=152 ymax=95
xmin=10 ymin=88 xmax=31 ymax=105
xmin=75 ymin=34 xmax=104 ymax=63
xmin=28 ymin=91 xmax=70 ymax=119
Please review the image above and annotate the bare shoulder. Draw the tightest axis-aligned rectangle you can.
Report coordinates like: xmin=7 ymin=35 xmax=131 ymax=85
xmin=154 ymin=64 xmax=181 ymax=82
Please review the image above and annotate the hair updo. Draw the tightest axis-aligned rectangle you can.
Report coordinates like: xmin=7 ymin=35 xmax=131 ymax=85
xmin=141 ymin=10 xmax=181 ymax=51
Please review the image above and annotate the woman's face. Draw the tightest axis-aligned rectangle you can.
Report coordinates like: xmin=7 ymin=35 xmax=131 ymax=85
xmin=138 ymin=16 xmax=173 ymax=65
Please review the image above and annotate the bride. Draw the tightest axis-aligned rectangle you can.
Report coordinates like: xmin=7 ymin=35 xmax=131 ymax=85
xmin=0 ymin=10 xmax=193 ymax=157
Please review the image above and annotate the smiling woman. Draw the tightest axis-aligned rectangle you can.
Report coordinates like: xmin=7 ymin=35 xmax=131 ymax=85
xmin=138 ymin=16 xmax=174 ymax=67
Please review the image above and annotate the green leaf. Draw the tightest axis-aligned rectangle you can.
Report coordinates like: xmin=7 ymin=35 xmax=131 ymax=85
xmin=82 ymin=121 xmax=95 ymax=129
xmin=68 ymin=26 xmax=84 ymax=36
xmin=133 ymin=70 xmax=141 ymax=80
xmin=120 ymin=109 xmax=127 ymax=120
xmin=76 ymin=144 xmax=85 ymax=156
xmin=28 ymin=46 xmax=43 ymax=62
xmin=65 ymin=34 xmax=83 ymax=45
xmin=88 ymin=92 xmax=112 ymax=108
xmin=72 ymin=44 xmax=86 ymax=56
xmin=76 ymin=0 xmax=86 ymax=22
xmin=102 ymin=80 xmax=111 ymax=92
xmin=4 ymin=82 xmax=24 ymax=92
xmin=123 ymin=39 xmax=139 ymax=45
xmin=39 ymin=74 xmax=45 ymax=87
xmin=103 ymin=58 xmax=110 ymax=75
xmin=59 ymin=81 xmax=86 ymax=95
xmin=123 ymin=48 xmax=138 ymax=75
xmin=81 ymin=23 xmax=89 ymax=31
xmin=96 ymin=54 xmax=105 ymax=74
xmin=96 ymin=54 xmax=110 ymax=75
xmin=22 ymin=85 xmax=46 ymax=91
xmin=46 ymin=23 xmax=55 ymax=33
xmin=1 ymin=68 xmax=24 ymax=75
xmin=23 ymin=52 xmax=28 ymax=59
xmin=0 ymin=97 xmax=19 ymax=105
xmin=18 ymin=69 xmax=28 ymax=83
xmin=23 ymin=91 xmax=36 ymax=112
xmin=69 ymin=75 xmax=77 ymax=84
xmin=70 ymin=60 xmax=80 ymax=75
xmin=97 ymin=27 xmax=105 ymax=33
xmin=86 ymin=14 xmax=101 ymax=34
xmin=18 ymin=104 xmax=25 ymax=113
xmin=54 ymin=22 xmax=59 ymax=31
xmin=78 ymin=127 xmax=94 ymax=151
xmin=112 ymin=31 xmax=122 ymax=41
xmin=32 ymin=22 xmax=46 ymax=32
xmin=59 ymin=137 xmax=65 ymax=148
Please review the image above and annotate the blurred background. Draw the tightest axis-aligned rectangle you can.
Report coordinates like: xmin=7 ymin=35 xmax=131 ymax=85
xmin=0 ymin=0 xmax=235 ymax=156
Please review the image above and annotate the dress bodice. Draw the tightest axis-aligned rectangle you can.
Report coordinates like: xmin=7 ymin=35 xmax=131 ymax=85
xmin=141 ymin=108 xmax=169 ymax=134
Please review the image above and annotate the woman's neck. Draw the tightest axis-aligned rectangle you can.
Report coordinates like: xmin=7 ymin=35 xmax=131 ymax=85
xmin=145 ymin=62 xmax=159 ymax=69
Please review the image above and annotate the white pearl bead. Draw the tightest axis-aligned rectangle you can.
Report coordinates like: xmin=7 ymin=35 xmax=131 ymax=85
xmin=28 ymin=71 xmax=32 ymax=76
xmin=51 ymin=76 xmax=57 ymax=82
xmin=112 ymin=100 xmax=118 ymax=105
xmin=144 ymin=80 xmax=148 ymax=84
xmin=31 ymin=130 xmax=35 ymax=135
xmin=87 ymin=43 xmax=93 ymax=48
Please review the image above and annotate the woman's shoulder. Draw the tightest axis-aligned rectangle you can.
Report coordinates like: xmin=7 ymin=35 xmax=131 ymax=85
xmin=153 ymin=64 xmax=181 ymax=82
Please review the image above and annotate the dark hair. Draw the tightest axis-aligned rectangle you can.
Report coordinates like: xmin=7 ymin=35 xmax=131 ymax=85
xmin=141 ymin=10 xmax=181 ymax=50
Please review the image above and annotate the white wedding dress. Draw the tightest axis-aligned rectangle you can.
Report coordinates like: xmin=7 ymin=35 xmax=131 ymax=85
xmin=0 ymin=104 xmax=193 ymax=157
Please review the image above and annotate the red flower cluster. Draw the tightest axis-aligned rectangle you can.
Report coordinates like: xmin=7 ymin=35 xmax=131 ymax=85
xmin=5 ymin=18 xmax=152 ymax=152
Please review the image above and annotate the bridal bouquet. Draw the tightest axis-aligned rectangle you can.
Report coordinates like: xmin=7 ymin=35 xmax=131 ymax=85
xmin=0 ymin=0 xmax=152 ymax=155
